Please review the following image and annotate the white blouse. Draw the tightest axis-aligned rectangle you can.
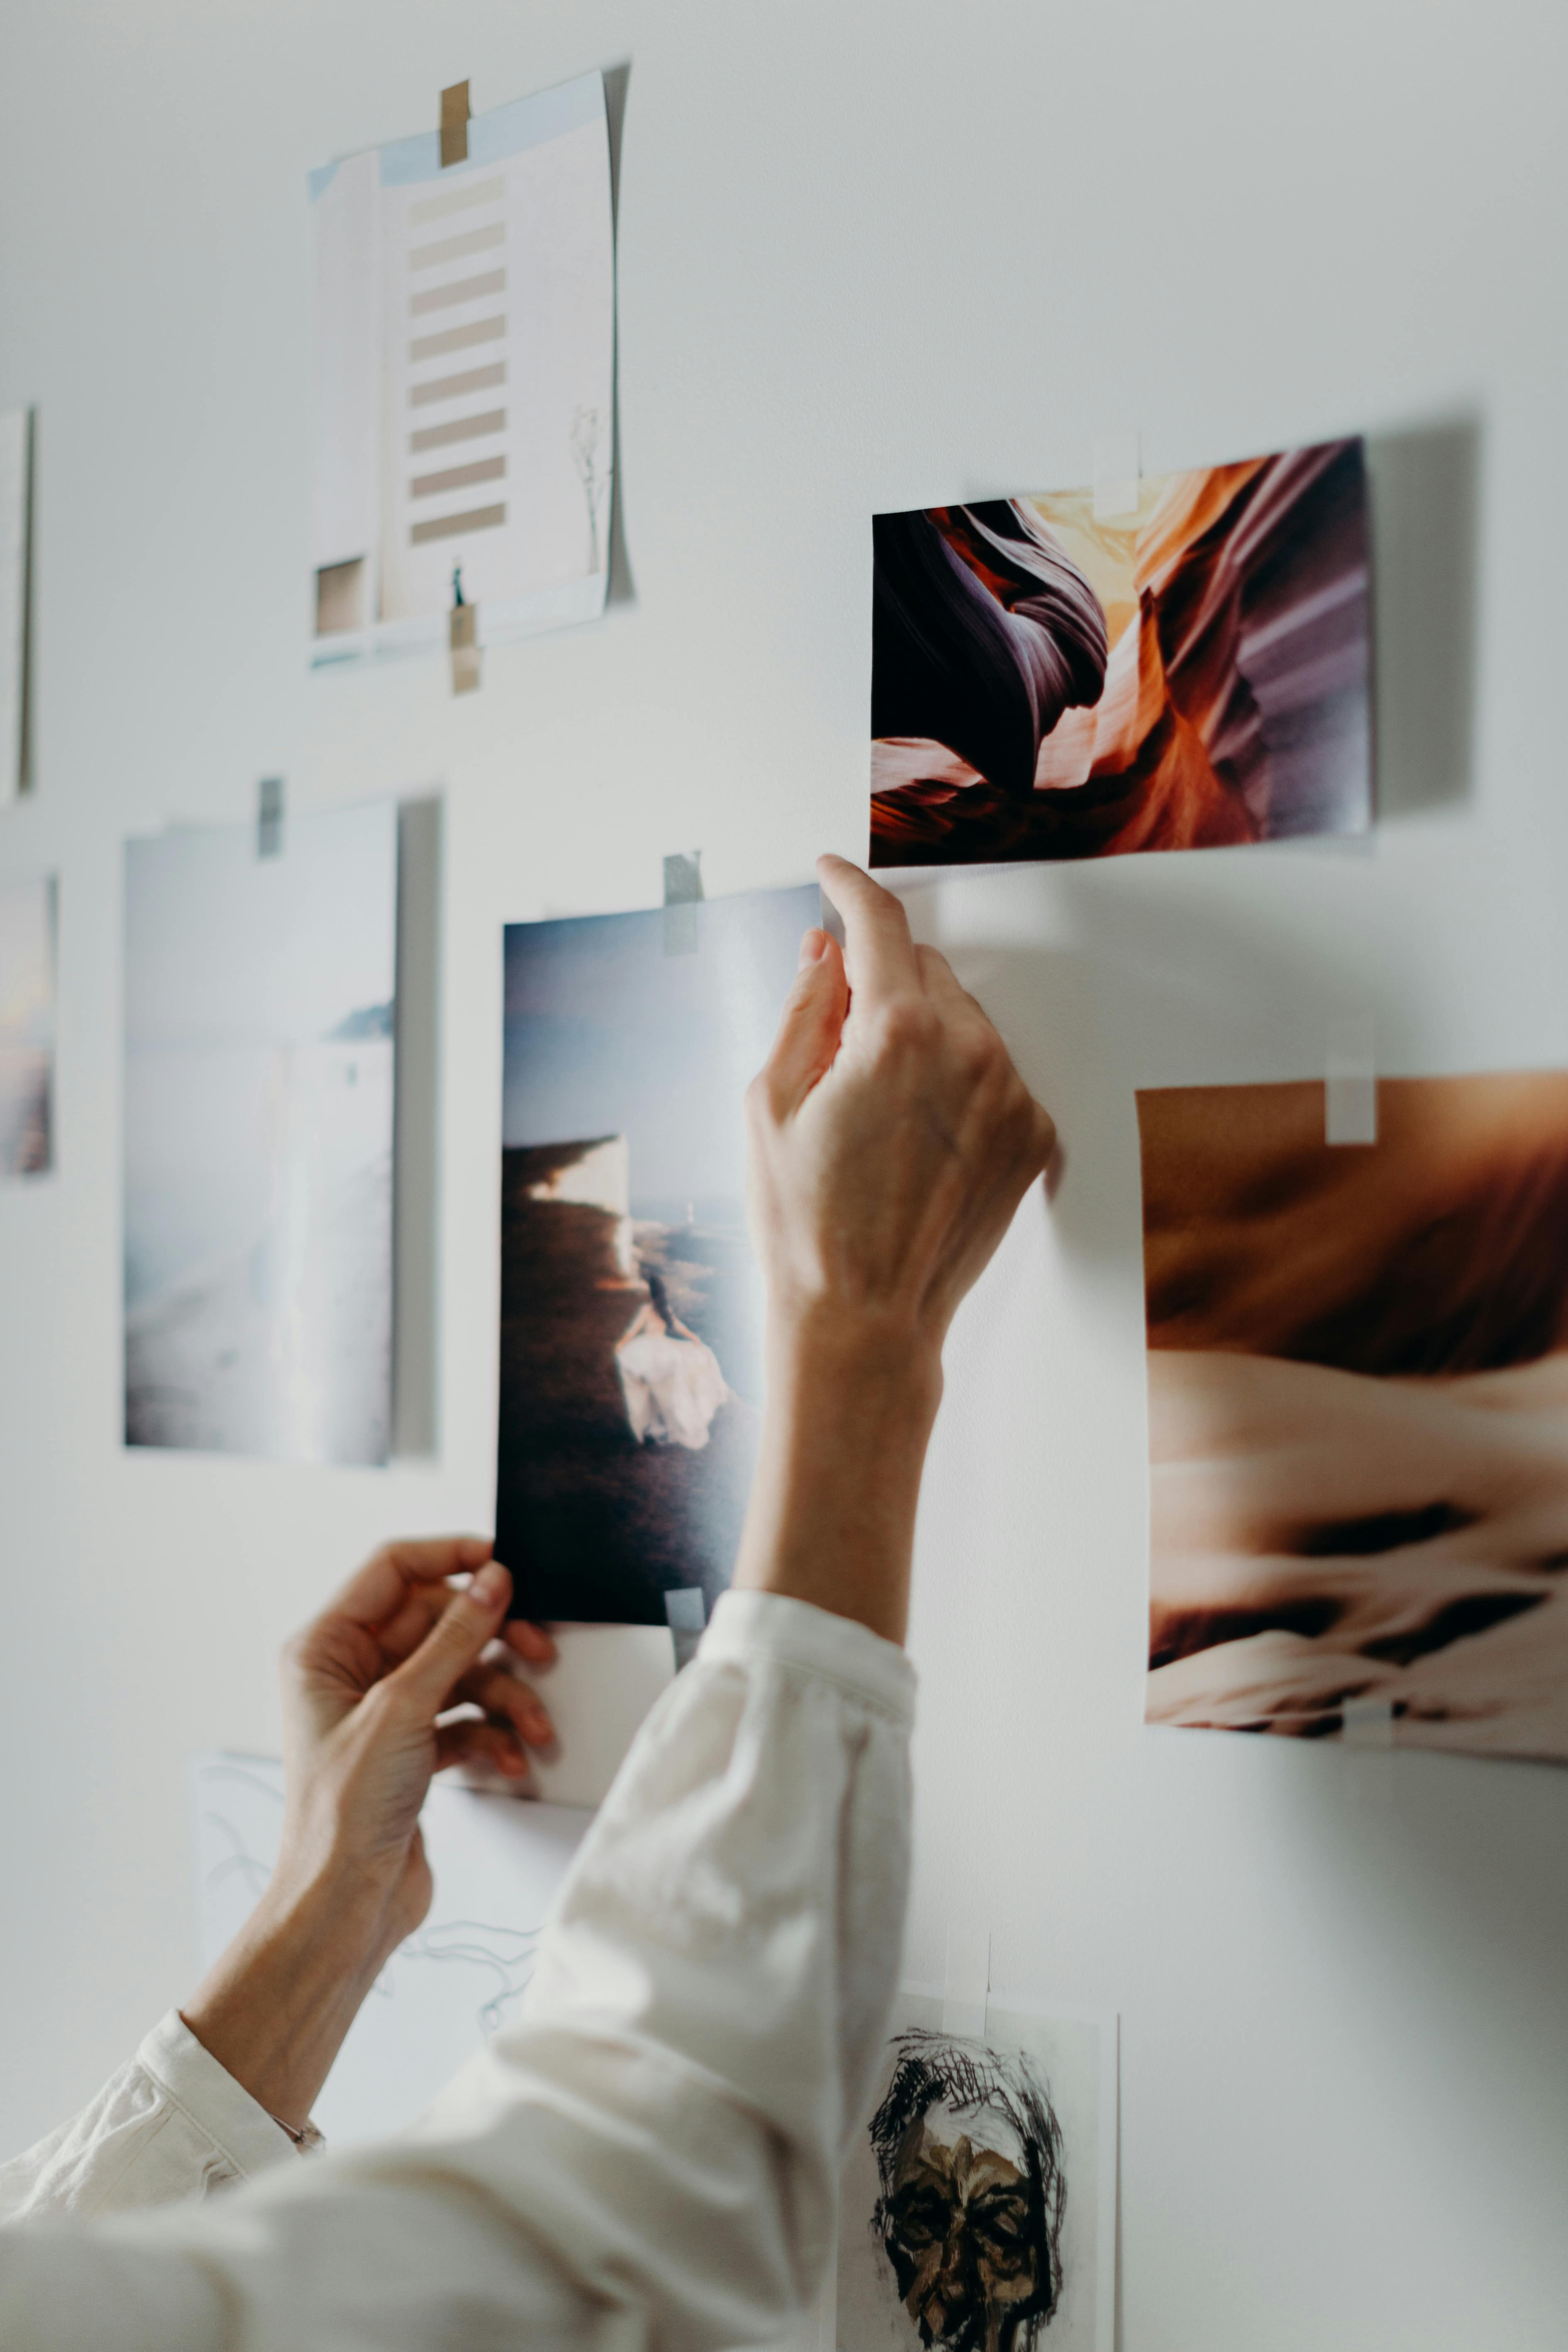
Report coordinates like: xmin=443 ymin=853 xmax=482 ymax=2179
xmin=0 ymin=1589 xmax=915 ymax=2350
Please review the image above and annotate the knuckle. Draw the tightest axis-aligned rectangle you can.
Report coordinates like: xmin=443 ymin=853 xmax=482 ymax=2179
xmin=873 ymin=997 xmax=938 ymax=1060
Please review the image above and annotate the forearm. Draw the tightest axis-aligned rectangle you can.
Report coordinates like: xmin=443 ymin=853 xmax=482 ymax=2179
xmin=181 ymin=1872 xmax=398 ymax=2134
xmin=733 ymin=1312 xmax=942 ymax=1644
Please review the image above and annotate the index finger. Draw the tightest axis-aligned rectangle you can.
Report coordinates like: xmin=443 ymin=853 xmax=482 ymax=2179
xmin=328 ymin=1535 xmax=496 ymax=1632
xmin=816 ymin=855 xmax=920 ymax=1003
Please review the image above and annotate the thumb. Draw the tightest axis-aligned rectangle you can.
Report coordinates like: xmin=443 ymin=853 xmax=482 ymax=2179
xmin=758 ymin=930 xmax=849 ymax=1116
xmin=384 ymin=1559 xmax=512 ymax=1713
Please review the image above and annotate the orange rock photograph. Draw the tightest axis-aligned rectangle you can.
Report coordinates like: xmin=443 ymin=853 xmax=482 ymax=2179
xmin=871 ymin=439 xmax=1372 ymax=866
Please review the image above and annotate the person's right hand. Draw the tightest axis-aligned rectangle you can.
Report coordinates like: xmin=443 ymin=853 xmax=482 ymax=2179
xmin=735 ymin=857 xmax=1055 ymax=1644
xmin=746 ymin=854 xmax=1056 ymax=1371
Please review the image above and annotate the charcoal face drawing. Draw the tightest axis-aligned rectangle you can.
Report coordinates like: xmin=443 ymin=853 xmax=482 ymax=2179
xmin=866 ymin=2030 xmax=1066 ymax=2352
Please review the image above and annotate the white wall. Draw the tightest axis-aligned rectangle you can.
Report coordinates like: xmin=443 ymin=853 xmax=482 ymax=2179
xmin=3 ymin=1 xmax=1567 ymax=2343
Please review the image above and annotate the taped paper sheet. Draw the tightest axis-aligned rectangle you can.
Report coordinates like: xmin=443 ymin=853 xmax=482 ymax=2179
xmin=662 ymin=848 xmax=703 ymax=955
xmin=309 ymin=72 xmax=615 ymax=667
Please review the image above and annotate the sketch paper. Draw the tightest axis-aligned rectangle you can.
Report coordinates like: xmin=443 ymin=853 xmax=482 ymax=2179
xmin=309 ymin=72 xmax=615 ymax=665
xmin=497 ymin=884 xmax=819 ymax=1624
xmin=0 ymin=409 xmax=31 ymax=802
xmin=123 ymin=802 xmax=397 ymax=1461
xmin=837 ymin=1996 xmax=1117 ymax=2352
xmin=0 ymin=873 xmax=54 ymax=1176
xmin=192 ymin=1754 xmax=590 ymax=2143
xmin=871 ymin=438 xmax=1371 ymax=867
xmin=1138 ymin=1071 xmax=1568 ymax=1761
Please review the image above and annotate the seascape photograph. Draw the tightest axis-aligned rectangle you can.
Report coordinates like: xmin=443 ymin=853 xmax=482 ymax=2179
xmin=497 ymin=883 xmax=820 ymax=1623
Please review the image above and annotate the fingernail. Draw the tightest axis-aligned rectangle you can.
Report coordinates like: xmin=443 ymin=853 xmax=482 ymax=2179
xmin=798 ymin=927 xmax=827 ymax=969
xmin=528 ymin=1713 xmax=553 ymax=1743
xmin=471 ymin=1561 xmax=508 ymax=1606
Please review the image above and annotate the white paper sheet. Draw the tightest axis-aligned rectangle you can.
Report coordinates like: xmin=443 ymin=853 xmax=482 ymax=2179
xmin=309 ymin=73 xmax=614 ymax=666
xmin=190 ymin=1752 xmax=591 ymax=2145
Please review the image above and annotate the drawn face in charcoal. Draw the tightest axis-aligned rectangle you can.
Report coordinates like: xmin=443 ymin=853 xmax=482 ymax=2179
xmin=870 ymin=2032 xmax=1064 ymax=2352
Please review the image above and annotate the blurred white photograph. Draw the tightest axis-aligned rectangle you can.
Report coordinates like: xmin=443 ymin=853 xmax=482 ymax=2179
xmin=123 ymin=801 xmax=397 ymax=1461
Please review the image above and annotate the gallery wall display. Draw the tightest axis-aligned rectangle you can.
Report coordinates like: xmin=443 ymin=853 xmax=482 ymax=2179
xmin=870 ymin=437 xmax=1371 ymax=867
xmin=836 ymin=1996 xmax=1118 ymax=2352
xmin=123 ymin=800 xmax=398 ymax=1463
xmin=309 ymin=72 xmax=615 ymax=667
xmin=0 ymin=871 xmax=54 ymax=1177
xmin=1138 ymin=1071 xmax=1568 ymax=1761
xmin=193 ymin=1753 xmax=590 ymax=2143
xmin=0 ymin=407 xmax=33 ymax=804
xmin=495 ymin=883 xmax=822 ymax=1624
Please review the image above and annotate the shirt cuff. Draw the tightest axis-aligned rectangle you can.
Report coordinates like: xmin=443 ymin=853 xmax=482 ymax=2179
xmin=137 ymin=2012 xmax=321 ymax=2179
xmin=698 ymin=1589 xmax=917 ymax=1727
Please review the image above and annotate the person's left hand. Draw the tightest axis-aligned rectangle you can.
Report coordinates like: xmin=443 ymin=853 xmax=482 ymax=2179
xmin=276 ymin=1538 xmax=557 ymax=1951
xmin=183 ymin=1540 xmax=556 ymax=2132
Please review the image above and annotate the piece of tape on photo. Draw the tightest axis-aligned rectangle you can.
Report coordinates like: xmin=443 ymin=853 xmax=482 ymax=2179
xmin=1092 ymin=430 xmax=1140 ymax=521
xmin=1342 ymin=1694 xmax=1396 ymax=1750
xmin=449 ymin=602 xmax=480 ymax=695
xmin=664 ymin=1585 xmax=706 ymax=1671
xmin=1325 ymin=1015 xmax=1377 ymax=1145
xmin=663 ymin=850 xmax=703 ymax=956
xmin=440 ymin=80 xmax=471 ymax=169
xmin=942 ymin=1921 xmax=990 ymax=2042
xmin=256 ymin=776 xmax=284 ymax=860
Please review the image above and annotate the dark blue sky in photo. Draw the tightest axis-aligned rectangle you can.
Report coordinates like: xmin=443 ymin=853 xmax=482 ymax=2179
xmin=502 ymin=884 xmax=820 ymax=1215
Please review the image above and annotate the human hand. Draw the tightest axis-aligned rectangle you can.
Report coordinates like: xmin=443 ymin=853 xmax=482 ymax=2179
xmin=746 ymin=854 xmax=1056 ymax=1375
xmin=736 ymin=857 xmax=1055 ymax=1644
xmin=183 ymin=1540 xmax=556 ymax=2130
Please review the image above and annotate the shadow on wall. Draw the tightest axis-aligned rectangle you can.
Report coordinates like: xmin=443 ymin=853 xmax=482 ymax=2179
xmin=602 ymin=60 xmax=636 ymax=611
xmin=1364 ymin=412 xmax=1481 ymax=819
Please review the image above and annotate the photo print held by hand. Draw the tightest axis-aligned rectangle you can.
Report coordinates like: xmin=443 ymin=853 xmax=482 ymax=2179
xmin=1138 ymin=1070 xmax=1568 ymax=1760
xmin=495 ymin=884 xmax=824 ymax=1625
xmin=309 ymin=72 xmax=615 ymax=666
xmin=123 ymin=801 xmax=398 ymax=1463
xmin=870 ymin=437 xmax=1371 ymax=867
xmin=837 ymin=1997 xmax=1117 ymax=2352
xmin=0 ymin=873 xmax=54 ymax=1177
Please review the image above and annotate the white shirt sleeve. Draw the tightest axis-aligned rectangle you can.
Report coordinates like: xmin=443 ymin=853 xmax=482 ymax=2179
xmin=0 ymin=1588 xmax=915 ymax=2352
xmin=0 ymin=2010 xmax=314 ymax=2225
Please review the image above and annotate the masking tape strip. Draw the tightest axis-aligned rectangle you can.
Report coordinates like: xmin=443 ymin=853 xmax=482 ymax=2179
xmin=449 ymin=601 xmax=480 ymax=694
xmin=941 ymin=1921 xmax=990 ymax=2042
xmin=663 ymin=1585 xmax=706 ymax=1672
xmin=440 ymin=81 xmax=471 ymax=170
xmin=663 ymin=850 xmax=703 ymax=956
xmin=1325 ymin=1015 xmax=1377 ymax=1145
xmin=1341 ymin=1694 xmax=1395 ymax=1750
xmin=256 ymin=776 xmax=284 ymax=860
xmin=1092 ymin=431 xmax=1140 ymax=521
